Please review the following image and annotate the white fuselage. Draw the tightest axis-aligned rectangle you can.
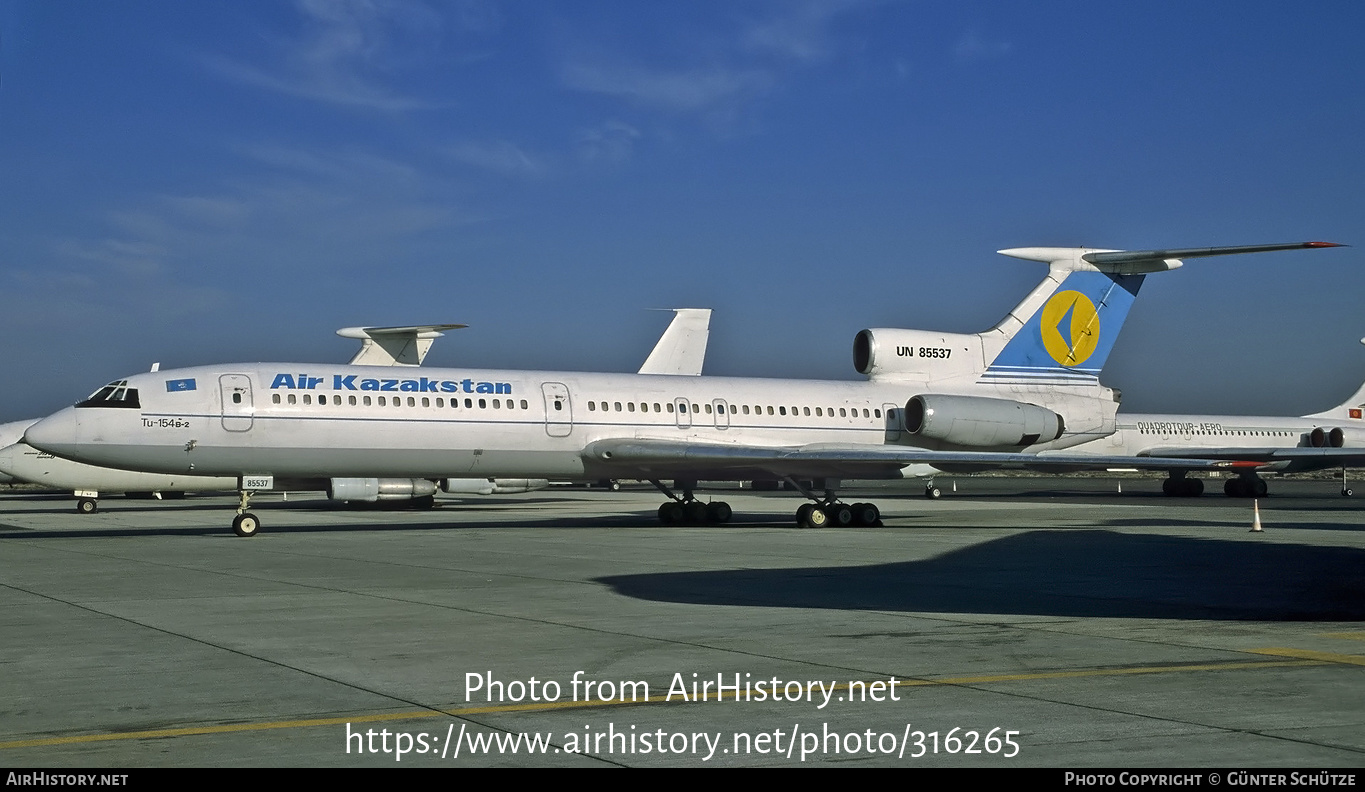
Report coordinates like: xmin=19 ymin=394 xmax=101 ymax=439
xmin=0 ymin=440 xmax=237 ymax=493
xmin=26 ymin=363 xmax=1118 ymax=482
xmin=1061 ymin=412 xmax=1365 ymax=472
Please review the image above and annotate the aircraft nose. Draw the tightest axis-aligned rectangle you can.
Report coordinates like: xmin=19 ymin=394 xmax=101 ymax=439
xmin=24 ymin=407 xmax=79 ymax=457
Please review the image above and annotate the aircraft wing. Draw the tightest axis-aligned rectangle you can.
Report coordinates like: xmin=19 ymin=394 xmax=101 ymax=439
xmin=581 ymin=438 xmax=1252 ymax=481
xmin=1139 ymin=446 xmax=1365 ymax=473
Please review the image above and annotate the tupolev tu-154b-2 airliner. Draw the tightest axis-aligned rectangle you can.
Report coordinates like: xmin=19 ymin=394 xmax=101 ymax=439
xmin=24 ymin=242 xmax=1341 ymax=536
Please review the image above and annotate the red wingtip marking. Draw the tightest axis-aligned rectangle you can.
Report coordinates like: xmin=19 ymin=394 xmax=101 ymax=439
xmin=1305 ymin=241 xmax=1346 ymax=248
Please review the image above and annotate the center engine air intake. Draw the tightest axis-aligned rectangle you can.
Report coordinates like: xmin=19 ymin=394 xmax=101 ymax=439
xmin=904 ymin=394 xmax=1065 ymax=448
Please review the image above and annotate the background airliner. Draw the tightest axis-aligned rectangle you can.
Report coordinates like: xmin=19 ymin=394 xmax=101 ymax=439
xmin=1058 ymin=358 xmax=1365 ymax=497
xmin=24 ymin=243 xmax=1337 ymax=535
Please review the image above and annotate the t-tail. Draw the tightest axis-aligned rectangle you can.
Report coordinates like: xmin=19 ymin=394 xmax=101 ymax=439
xmin=854 ymin=242 xmax=1343 ymax=386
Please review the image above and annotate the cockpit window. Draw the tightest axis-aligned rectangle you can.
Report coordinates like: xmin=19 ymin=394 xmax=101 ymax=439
xmin=76 ymin=380 xmax=141 ymax=409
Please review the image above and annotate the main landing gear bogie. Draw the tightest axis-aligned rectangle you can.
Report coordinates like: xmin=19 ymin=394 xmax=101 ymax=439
xmin=795 ymin=501 xmax=881 ymax=529
xmin=656 ymin=499 xmax=734 ymax=525
xmin=1223 ymin=476 xmax=1269 ymax=498
xmin=782 ymin=477 xmax=884 ymax=529
xmin=1161 ymin=477 xmax=1204 ymax=497
xmin=651 ymin=479 xmax=733 ymax=525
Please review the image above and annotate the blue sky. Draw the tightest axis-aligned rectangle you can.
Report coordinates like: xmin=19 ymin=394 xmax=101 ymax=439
xmin=1 ymin=1 xmax=1362 ymax=422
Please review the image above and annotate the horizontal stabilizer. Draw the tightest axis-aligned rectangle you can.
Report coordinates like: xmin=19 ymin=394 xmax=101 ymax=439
xmin=999 ymin=241 xmax=1342 ymax=275
xmin=335 ymin=324 xmax=467 ymax=339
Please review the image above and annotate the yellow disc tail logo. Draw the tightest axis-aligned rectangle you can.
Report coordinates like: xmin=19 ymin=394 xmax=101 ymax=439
xmin=1040 ymin=291 xmax=1100 ymax=367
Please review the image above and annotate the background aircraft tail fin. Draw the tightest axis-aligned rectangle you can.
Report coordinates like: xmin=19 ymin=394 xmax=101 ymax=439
xmin=638 ymin=309 xmax=711 ymax=376
xmin=1306 ymin=366 xmax=1365 ymax=422
xmin=337 ymin=324 xmax=467 ymax=367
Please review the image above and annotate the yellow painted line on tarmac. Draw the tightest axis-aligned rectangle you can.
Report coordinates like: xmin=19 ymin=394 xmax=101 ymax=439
xmin=0 ymin=656 xmax=1329 ymax=750
xmin=1250 ymin=647 xmax=1365 ymax=666
xmin=1320 ymin=631 xmax=1365 ymax=641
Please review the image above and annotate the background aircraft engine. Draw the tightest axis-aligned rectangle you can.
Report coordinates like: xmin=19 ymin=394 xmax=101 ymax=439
xmin=904 ymin=394 xmax=1065 ymax=448
xmin=1308 ymin=427 xmax=1346 ymax=448
xmin=327 ymin=478 xmax=439 ymax=502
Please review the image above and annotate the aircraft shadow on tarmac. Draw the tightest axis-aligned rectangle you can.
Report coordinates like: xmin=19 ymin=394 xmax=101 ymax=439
xmin=597 ymin=530 xmax=1365 ymax=621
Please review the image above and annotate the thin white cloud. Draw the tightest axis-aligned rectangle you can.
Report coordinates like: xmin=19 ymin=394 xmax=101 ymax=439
xmin=445 ymin=140 xmax=546 ymax=177
xmin=742 ymin=0 xmax=869 ymax=62
xmin=576 ymin=121 xmax=641 ymax=164
xmin=562 ymin=62 xmax=774 ymax=115
xmin=203 ymin=0 xmax=448 ymax=111
xmin=954 ymin=28 xmax=1013 ymax=64
xmin=558 ymin=1 xmax=872 ymax=129
xmin=46 ymin=143 xmax=477 ymax=297
xmin=51 ymin=238 xmax=167 ymax=278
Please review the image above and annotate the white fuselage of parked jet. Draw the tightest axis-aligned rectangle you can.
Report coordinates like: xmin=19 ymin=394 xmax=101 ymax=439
xmin=1081 ymin=413 xmax=1365 ymax=463
xmin=26 ymin=242 xmax=1338 ymax=533
xmin=1055 ymin=375 xmax=1365 ymax=490
xmin=23 ymin=364 xmax=1118 ymax=482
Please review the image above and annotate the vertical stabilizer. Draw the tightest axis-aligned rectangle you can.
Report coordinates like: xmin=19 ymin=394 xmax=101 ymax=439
xmin=1307 ymin=340 xmax=1365 ymax=420
xmin=638 ymin=309 xmax=711 ymax=376
xmin=980 ymin=242 xmax=1340 ymax=385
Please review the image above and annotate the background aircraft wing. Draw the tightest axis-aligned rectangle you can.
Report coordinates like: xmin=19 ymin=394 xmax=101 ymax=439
xmin=581 ymin=438 xmax=1251 ymax=480
xmin=1139 ymin=446 xmax=1365 ymax=472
